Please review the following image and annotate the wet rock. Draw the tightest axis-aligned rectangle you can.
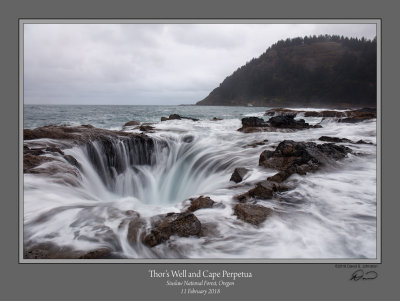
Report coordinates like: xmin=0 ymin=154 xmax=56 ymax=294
xmin=264 ymin=108 xmax=302 ymax=116
xmin=304 ymin=110 xmax=346 ymax=118
xmin=235 ymin=180 xmax=288 ymax=202
xmin=24 ymin=243 xmax=81 ymax=259
xmin=79 ymin=248 xmax=112 ymax=259
xmin=319 ymin=136 xmax=352 ymax=143
xmin=241 ymin=117 xmax=267 ymax=127
xmin=161 ymin=114 xmax=199 ymax=122
xmin=267 ymin=171 xmax=291 ymax=183
xmin=23 ymin=154 xmax=55 ymax=173
xmin=268 ymin=115 xmax=312 ymax=129
xmin=45 ymin=147 xmax=64 ymax=155
xmin=123 ymin=120 xmax=140 ymax=127
xmin=187 ymin=196 xmax=215 ymax=212
xmin=169 ymin=114 xmax=182 ymax=120
xmin=23 ymin=125 xmax=153 ymax=144
xmin=182 ymin=135 xmax=194 ymax=143
xmin=124 ymin=212 xmax=146 ymax=244
xmin=318 ymin=136 xmax=373 ymax=145
xmin=355 ymin=140 xmax=373 ymax=145
xmin=63 ymin=154 xmax=81 ymax=169
xmin=233 ymin=203 xmax=273 ymax=225
xmin=199 ymin=222 xmax=220 ymax=237
xmin=230 ymin=167 xmax=249 ymax=183
xmin=304 ymin=108 xmax=376 ymax=122
xmin=211 ymin=117 xmax=222 ymax=121
xmin=23 ymin=147 xmax=45 ymax=156
xmin=259 ymin=140 xmax=352 ymax=178
xmin=139 ymin=124 xmax=155 ymax=132
xmin=143 ymin=212 xmax=202 ymax=247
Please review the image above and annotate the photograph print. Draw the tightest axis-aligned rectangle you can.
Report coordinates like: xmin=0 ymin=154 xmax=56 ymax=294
xmin=21 ymin=21 xmax=379 ymax=261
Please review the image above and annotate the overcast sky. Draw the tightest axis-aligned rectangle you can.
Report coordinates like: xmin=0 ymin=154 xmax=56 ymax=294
xmin=24 ymin=23 xmax=376 ymax=105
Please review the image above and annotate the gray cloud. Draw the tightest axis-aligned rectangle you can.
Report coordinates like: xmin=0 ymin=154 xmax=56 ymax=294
xmin=23 ymin=23 xmax=376 ymax=105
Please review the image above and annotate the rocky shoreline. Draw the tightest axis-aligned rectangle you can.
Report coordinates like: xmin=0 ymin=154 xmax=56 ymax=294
xmin=23 ymin=109 xmax=376 ymax=259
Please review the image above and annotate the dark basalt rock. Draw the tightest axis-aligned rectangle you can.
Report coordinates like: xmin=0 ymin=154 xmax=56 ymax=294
xmin=24 ymin=154 xmax=55 ymax=173
xmin=259 ymin=140 xmax=352 ymax=179
xmin=120 ymin=211 xmax=146 ymax=244
xmin=187 ymin=196 xmax=215 ymax=212
xmin=235 ymin=180 xmax=289 ymax=202
xmin=355 ymin=140 xmax=373 ymax=145
xmin=304 ymin=110 xmax=346 ymax=118
xmin=123 ymin=120 xmax=140 ymax=127
xmin=268 ymin=115 xmax=312 ymax=129
xmin=45 ymin=147 xmax=64 ymax=155
xmin=24 ymin=243 xmax=81 ymax=259
xmin=139 ymin=124 xmax=155 ymax=132
xmin=63 ymin=154 xmax=81 ymax=169
xmin=241 ymin=117 xmax=267 ymax=127
xmin=143 ymin=212 xmax=202 ymax=247
xmin=79 ymin=248 xmax=112 ymax=259
xmin=319 ymin=136 xmax=352 ymax=143
xmin=267 ymin=171 xmax=291 ymax=183
xmin=211 ymin=117 xmax=223 ymax=121
xmin=23 ymin=125 xmax=152 ymax=143
xmin=160 ymin=114 xmax=199 ymax=122
xmin=233 ymin=203 xmax=273 ymax=225
xmin=304 ymin=108 xmax=376 ymax=122
xmin=182 ymin=135 xmax=194 ymax=143
xmin=230 ymin=167 xmax=249 ymax=183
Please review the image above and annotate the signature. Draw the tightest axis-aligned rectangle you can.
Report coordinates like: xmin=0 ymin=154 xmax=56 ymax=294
xmin=350 ymin=269 xmax=378 ymax=281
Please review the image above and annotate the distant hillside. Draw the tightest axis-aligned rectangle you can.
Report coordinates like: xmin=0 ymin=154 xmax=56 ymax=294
xmin=196 ymin=35 xmax=377 ymax=107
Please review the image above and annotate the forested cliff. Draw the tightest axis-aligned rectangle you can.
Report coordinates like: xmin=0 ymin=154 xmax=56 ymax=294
xmin=196 ymin=35 xmax=377 ymax=107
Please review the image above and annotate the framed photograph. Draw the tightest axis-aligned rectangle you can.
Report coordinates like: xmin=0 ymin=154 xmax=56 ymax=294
xmin=20 ymin=20 xmax=380 ymax=264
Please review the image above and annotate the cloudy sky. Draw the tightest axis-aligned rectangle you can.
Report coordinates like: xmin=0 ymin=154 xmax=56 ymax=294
xmin=24 ymin=23 xmax=376 ymax=105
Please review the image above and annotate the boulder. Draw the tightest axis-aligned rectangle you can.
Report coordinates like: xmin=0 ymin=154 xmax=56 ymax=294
xmin=230 ymin=167 xmax=249 ymax=183
xmin=259 ymin=140 xmax=352 ymax=180
xmin=187 ymin=196 xmax=215 ymax=212
xmin=160 ymin=114 xmax=199 ymax=122
xmin=268 ymin=115 xmax=312 ymax=129
xmin=259 ymin=140 xmax=351 ymax=171
xmin=241 ymin=117 xmax=266 ymax=127
xmin=143 ymin=212 xmax=202 ymax=247
xmin=123 ymin=120 xmax=140 ymax=127
xmin=235 ymin=180 xmax=288 ymax=202
xmin=267 ymin=171 xmax=291 ymax=183
xmin=233 ymin=203 xmax=273 ymax=225
xmin=139 ymin=124 xmax=155 ymax=132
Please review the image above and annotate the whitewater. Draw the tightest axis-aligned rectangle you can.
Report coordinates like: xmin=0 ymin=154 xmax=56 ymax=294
xmin=23 ymin=105 xmax=377 ymax=259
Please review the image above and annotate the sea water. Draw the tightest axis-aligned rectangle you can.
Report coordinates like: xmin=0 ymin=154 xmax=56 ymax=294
xmin=23 ymin=105 xmax=377 ymax=259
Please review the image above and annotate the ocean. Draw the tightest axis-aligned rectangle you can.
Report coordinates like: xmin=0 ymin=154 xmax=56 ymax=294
xmin=23 ymin=105 xmax=377 ymax=259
